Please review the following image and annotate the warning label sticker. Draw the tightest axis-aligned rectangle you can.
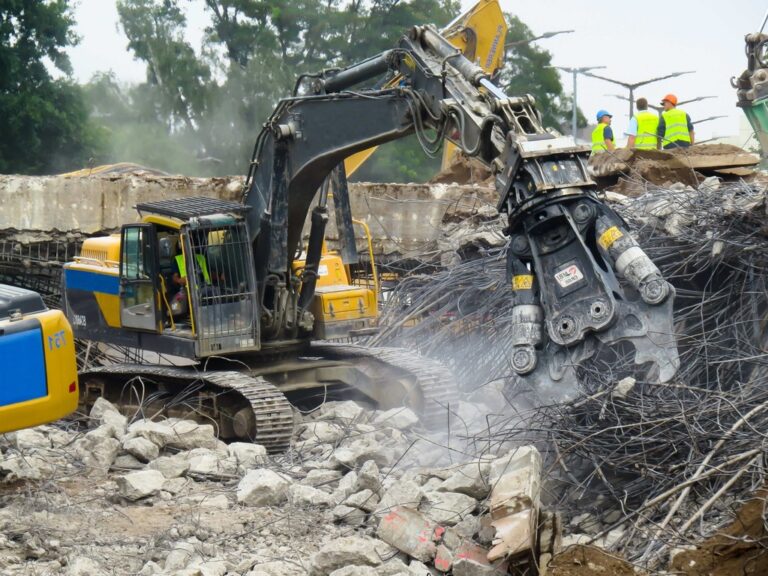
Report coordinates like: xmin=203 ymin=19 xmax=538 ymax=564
xmin=554 ymin=264 xmax=584 ymax=288
xmin=512 ymin=275 xmax=534 ymax=290
xmin=598 ymin=226 xmax=624 ymax=250
xmin=318 ymin=264 xmax=329 ymax=276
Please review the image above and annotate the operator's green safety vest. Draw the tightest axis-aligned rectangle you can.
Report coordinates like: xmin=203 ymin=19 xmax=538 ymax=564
xmin=175 ymin=253 xmax=211 ymax=284
xmin=634 ymin=110 xmax=660 ymax=150
xmin=591 ymin=123 xmax=612 ymax=153
xmin=661 ymin=108 xmax=692 ymax=145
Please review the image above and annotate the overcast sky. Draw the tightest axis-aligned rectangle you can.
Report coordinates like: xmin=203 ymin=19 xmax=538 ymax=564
xmin=68 ymin=0 xmax=767 ymax=142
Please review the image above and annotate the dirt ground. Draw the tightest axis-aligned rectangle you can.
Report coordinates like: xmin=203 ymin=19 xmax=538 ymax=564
xmin=547 ymin=545 xmax=643 ymax=576
xmin=0 ymin=470 xmax=334 ymax=574
xmin=671 ymin=492 xmax=768 ymax=576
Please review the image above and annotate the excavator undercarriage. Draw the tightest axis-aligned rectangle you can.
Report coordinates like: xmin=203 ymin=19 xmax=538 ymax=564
xmin=77 ymin=343 xmax=459 ymax=452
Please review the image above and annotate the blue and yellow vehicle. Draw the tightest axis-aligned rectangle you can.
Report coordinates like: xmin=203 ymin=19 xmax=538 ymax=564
xmin=0 ymin=285 xmax=78 ymax=434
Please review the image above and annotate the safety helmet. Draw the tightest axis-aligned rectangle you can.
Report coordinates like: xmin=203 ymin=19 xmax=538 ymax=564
xmin=661 ymin=93 xmax=678 ymax=106
xmin=596 ymin=109 xmax=612 ymax=121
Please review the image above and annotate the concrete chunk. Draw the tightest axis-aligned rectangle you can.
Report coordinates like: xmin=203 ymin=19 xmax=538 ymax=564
xmin=374 ymin=407 xmax=419 ymax=430
xmin=421 ymin=491 xmax=476 ymax=526
xmin=376 ymin=506 xmax=439 ymax=563
xmin=236 ymin=469 xmax=289 ymax=506
xmin=437 ymin=461 xmax=490 ymax=499
xmin=228 ymin=442 xmax=267 ymax=472
xmin=375 ymin=479 xmax=423 ymax=514
xmin=148 ymin=454 xmax=190 ymax=479
xmin=289 ymin=484 xmax=336 ymax=508
xmin=310 ymin=536 xmax=382 ymax=576
xmin=116 ymin=470 xmax=165 ymax=501
xmin=122 ymin=436 xmax=160 ymax=463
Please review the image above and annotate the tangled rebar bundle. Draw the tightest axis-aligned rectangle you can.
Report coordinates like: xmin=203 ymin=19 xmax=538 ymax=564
xmin=374 ymin=177 xmax=768 ymax=567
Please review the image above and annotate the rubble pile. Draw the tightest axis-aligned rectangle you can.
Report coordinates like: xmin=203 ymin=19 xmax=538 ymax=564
xmin=0 ymin=395 xmax=560 ymax=575
xmin=373 ymin=175 xmax=768 ymax=571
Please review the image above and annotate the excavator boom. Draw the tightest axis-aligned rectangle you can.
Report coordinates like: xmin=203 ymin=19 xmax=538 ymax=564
xmin=244 ymin=23 xmax=679 ymax=387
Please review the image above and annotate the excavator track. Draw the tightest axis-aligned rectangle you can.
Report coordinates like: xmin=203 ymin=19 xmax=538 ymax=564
xmin=80 ymin=365 xmax=294 ymax=453
xmin=312 ymin=343 xmax=459 ymax=429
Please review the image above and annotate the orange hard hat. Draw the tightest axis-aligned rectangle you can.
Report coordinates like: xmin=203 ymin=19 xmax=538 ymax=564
xmin=661 ymin=93 xmax=678 ymax=106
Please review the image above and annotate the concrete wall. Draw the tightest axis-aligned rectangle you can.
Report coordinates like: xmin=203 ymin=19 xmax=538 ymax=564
xmin=0 ymin=174 xmax=497 ymax=260
xmin=0 ymin=174 xmax=244 ymax=235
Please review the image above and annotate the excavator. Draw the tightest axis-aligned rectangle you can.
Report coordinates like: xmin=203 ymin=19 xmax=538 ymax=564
xmin=61 ymin=2 xmax=678 ymax=451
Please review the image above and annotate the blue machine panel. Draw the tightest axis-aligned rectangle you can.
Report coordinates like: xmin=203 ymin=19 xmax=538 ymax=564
xmin=0 ymin=327 xmax=48 ymax=407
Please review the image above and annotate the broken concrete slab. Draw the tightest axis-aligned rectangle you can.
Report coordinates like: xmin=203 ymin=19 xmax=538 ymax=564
xmin=122 ymin=436 xmax=160 ymax=463
xmin=228 ymin=442 xmax=267 ymax=472
xmin=436 ymin=461 xmax=491 ymax=499
xmin=375 ymin=479 xmax=423 ymax=513
xmin=332 ymin=504 xmax=368 ymax=526
xmin=148 ymin=454 xmax=191 ymax=479
xmin=452 ymin=541 xmax=507 ymax=576
xmin=300 ymin=421 xmax=347 ymax=444
xmin=343 ymin=489 xmax=380 ymax=513
xmin=73 ymin=432 xmax=121 ymax=473
xmin=116 ymin=470 xmax=165 ymax=501
xmin=236 ymin=469 xmax=290 ymax=506
xmin=355 ymin=460 xmax=382 ymax=493
xmin=376 ymin=506 xmax=439 ymax=563
xmin=289 ymin=484 xmax=336 ymax=508
xmin=485 ymin=446 xmax=543 ymax=563
xmin=421 ymin=491 xmax=477 ymax=526
xmin=310 ymin=536 xmax=382 ymax=576
xmin=186 ymin=448 xmax=237 ymax=478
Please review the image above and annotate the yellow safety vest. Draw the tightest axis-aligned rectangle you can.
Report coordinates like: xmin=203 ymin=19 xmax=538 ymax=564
xmin=591 ymin=123 xmax=611 ymax=153
xmin=634 ymin=110 xmax=660 ymax=150
xmin=175 ymin=253 xmax=211 ymax=284
xmin=661 ymin=108 xmax=692 ymax=144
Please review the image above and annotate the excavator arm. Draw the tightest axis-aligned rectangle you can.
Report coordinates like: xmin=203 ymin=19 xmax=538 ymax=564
xmin=243 ymin=23 xmax=679 ymax=388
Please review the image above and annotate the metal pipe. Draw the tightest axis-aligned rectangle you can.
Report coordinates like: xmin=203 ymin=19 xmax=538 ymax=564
xmin=322 ymin=50 xmax=394 ymax=93
xmin=417 ymin=25 xmax=486 ymax=86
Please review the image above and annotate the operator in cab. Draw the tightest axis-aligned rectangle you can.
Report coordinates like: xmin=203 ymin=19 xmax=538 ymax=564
xmin=170 ymin=233 xmax=213 ymax=319
xmin=591 ymin=110 xmax=615 ymax=154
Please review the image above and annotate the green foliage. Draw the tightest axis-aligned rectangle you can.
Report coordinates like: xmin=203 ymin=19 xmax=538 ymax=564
xmin=501 ymin=14 xmax=585 ymax=132
xmin=0 ymin=1 xmax=106 ymax=174
xmin=106 ymin=0 xmax=460 ymax=177
xmin=91 ymin=2 xmax=580 ymax=181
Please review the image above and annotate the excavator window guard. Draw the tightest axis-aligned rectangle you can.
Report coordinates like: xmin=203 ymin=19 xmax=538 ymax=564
xmin=184 ymin=221 xmax=259 ymax=355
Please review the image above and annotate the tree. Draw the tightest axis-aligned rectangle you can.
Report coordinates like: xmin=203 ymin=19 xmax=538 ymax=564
xmin=111 ymin=0 xmax=459 ymax=177
xmin=500 ymin=15 xmax=585 ymax=132
xmin=0 ymin=1 xmax=106 ymax=174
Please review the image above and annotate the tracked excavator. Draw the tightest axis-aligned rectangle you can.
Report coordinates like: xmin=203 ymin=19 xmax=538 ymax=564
xmin=62 ymin=6 xmax=678 ymax=452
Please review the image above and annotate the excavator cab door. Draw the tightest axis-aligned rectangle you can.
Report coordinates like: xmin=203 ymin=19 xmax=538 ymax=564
xmin=119 ymin=224 xmax=161 ymax=332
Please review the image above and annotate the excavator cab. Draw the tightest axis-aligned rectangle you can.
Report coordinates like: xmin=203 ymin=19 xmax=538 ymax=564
xmin=64 ymin=197 xmax=261 ymax=360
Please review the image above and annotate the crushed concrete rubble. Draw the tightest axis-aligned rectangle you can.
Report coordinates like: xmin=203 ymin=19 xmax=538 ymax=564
xmin=0 ymin=395 xmax=551 ymax=575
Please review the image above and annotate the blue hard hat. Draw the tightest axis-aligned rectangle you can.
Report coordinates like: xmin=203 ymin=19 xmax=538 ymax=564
xmin=596 ymin=109 xmax=612 ymax=121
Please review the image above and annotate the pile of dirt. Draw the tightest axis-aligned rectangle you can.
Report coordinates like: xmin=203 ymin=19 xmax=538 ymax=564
xmin=547 ymin=545 xmax=643 ymax=576
xmin=670 ymin=492 xmax=768 ymax=576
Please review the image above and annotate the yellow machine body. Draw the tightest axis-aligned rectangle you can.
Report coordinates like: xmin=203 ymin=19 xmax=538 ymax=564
xmin=292 ymin=251 xmax=377 ymax=340
xmin=0 ymin=289 xmax=79 ymax=434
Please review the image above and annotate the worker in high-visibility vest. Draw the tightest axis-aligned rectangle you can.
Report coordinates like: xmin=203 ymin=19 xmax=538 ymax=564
xmin=591 ymin=110 xmax=615 ymax=154
xmin=170 ymin=237 xmax=212 ymax=318
xmin=173 ymin=252 xmax=211 ymax=288
xmin=657 ymin=93 xmax=694 ymax=149
xmin=626 ymin=97 xmax=660 ymax=150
